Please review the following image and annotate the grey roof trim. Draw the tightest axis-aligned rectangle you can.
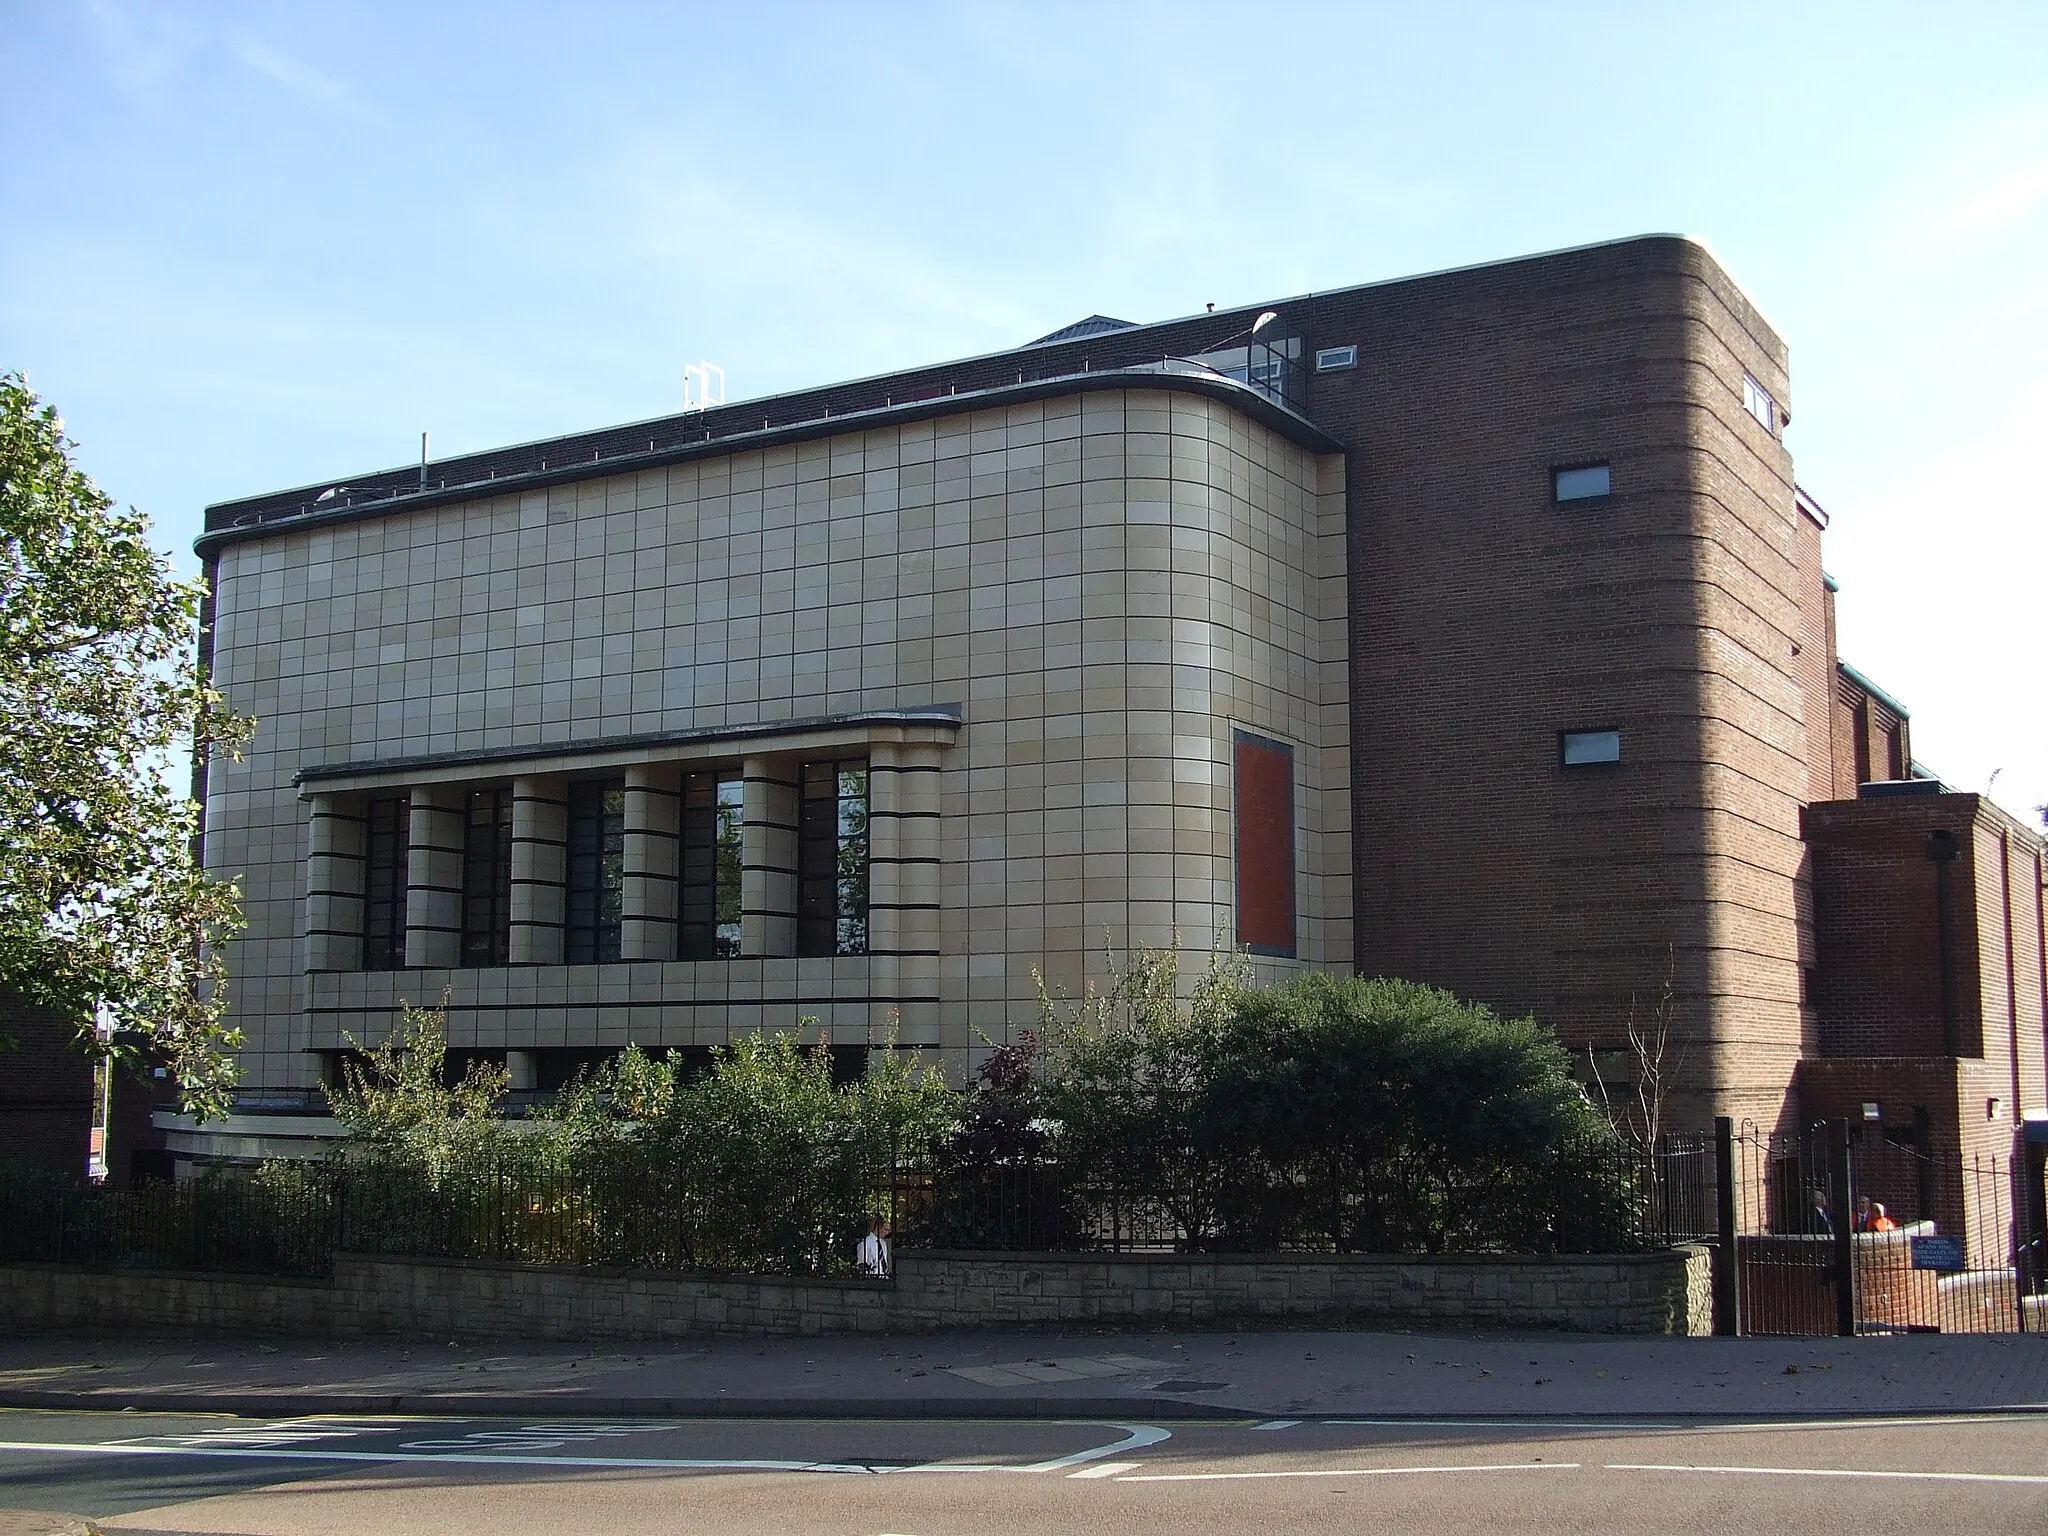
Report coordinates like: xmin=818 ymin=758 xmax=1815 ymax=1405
xmin=294 ymin=706 xmax=963 ymax=786
xmin=197 ymin=368 xmax=1343 ymax=557
xmin=1794 ymin=484 xmax=1831 ymax=529
xmin=1838 ymin=660 xmax=1912 ymax=722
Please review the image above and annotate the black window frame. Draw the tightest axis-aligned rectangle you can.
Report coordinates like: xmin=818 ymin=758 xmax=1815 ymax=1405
xmin=564 ymin=776 xmax=626 ymax=965
xmin=797 ymin=759 xmax=869 ymax=958
xmin=1552 ymin=461 xmax=1613 ymax=504
xmin=679 ymin=769 xmax=744 ymax=960
xmin=1559 ymin=728 xmax=1623 ymax=768
xmin=362 ymin=792 xmax=410 ymax=971
xmin=460 ymin=786 xmax=514 ymax=968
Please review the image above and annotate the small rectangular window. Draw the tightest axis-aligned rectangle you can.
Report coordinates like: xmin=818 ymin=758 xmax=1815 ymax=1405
xmin=679 ymin=771 xmax=744 ymax=960
xmin=798 ymin=760 xmax=868 ymax=957
xmin=1561 ymin=729 xmax=1623 ymax=766
xmin=564 ymin=777 xmax=625 ymax=964
xmin=1314 ymin=345 xmax=1357 ymax=372
xmin=362 ymin=793 xmax=410 ymax=971
xmin=1553 ymin=463 xmax=1612 ymax=503
xmin=1742 ymin=375 xmax=1778 ymax=434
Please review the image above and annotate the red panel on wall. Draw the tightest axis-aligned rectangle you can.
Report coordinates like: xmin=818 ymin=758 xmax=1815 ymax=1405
xmin=1235 ymin=732 xmax=1296 ymax=956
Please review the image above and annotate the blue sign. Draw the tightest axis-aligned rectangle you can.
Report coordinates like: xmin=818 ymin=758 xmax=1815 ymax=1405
xmin=1911 ymin=1235 xmax=1965 ymax=1272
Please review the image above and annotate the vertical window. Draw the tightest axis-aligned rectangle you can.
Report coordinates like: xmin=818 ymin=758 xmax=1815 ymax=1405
xmin=564 ymin=777 xmax=625 ymax=964
xmin=362 ymin=793 xmax=410 ymax=971
xmin=460 ymin=787 xmax=513 ymax=967
xmin=680 ymin=771 xmax=744 ymax=959
xmin=1742 ymin=374 xmax=1779 ymax=435
xmin=1233 ymin=732 xmax=1296 ymax=958
xmin=798 ymin=760 xmax=868 ymax=957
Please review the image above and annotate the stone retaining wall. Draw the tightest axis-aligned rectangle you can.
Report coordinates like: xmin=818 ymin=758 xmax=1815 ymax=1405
xmin=2 ymin=1246 xmax=1712 ymax=1339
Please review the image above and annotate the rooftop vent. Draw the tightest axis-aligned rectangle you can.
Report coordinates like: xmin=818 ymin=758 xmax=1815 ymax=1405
xmin=1025 ymin=314 xmax=1137 ymax=347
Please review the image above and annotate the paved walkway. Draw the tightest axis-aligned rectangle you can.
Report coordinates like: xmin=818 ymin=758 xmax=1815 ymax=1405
xmin=4 ymin=1328 xmax=2048 ymax=1420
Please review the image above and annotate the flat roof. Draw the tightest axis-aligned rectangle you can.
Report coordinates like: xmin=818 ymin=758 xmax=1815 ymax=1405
xmin=195 ymin=366 xmax=1343 ymax=558
xmin=198 ymin=232 xmax=1728 ymax=556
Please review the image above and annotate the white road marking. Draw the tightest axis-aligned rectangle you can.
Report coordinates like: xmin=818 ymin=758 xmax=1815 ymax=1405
xmin=1022 ymin=1423 xmax=1172 ymax=1473
xmin=887 ymin=1423 xmax=1175 ymax=1476
xmin=0 ymin=1421 xmax=1172 ymax=1480
xmin=1321 ymin=1413 xmax=2048 ymax=1431
xmin=1069 ymin=1460 xmax=1143 ymax=1478
xmin=1608 ymin=1462 xmax=2048 ymax=1487
xmin=0 ymin=1440 xmax=873 ymax=1474
xmin=1252 ymin=1420 xmax=1300 ymax=1431
xmin=1117 ymin=1461 xmax=1583 ymax=1483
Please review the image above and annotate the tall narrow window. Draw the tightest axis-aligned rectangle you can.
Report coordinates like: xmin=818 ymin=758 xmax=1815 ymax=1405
xmin=564 ymin=777 xmax=625 ymax=964
xmin=1233 ymin=732 xmax=1296 ymax=958
xmin=362 ymin=793 xmax=410 ymax=971
xmin=461 ymin=787 xmax=513 ymax=967
xmin=679 ymin=771 xmax=744 ymax=959
xmin=798 ymin=760 xmax=868 ymax=957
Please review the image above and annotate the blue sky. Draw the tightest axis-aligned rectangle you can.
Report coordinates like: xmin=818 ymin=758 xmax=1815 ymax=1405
xmin=4 ymin=1 xmax=2044 ymax=823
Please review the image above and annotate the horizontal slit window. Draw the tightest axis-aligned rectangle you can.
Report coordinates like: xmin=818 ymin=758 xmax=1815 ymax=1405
xmin=1561 ymin=729 xmax=1623 ymax=766
xmin=1553 ymin=463 xmax=1612 ymax=502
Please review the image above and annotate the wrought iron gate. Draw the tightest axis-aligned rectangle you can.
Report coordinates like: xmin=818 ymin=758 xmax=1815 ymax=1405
xmin=1722 ymin=1118 xmax=2046 ymax=1337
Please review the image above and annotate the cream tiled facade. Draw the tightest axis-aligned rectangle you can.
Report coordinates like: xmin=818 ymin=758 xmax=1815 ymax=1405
xmin=201 ymin=382 xmax=1352 ymax=1098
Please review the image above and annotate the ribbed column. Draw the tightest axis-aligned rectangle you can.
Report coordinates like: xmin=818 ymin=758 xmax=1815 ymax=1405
xmin=868 ymin=741 xmax=943 ymax=1047
xmin=622 ymin=764 xmax=681 ymax=961
xmin=742 ymin=755 xmax=798 ymax=958
xmin=510 ymin=775 xmax=568 ymax=966
xmin=305 ymin=793 xmax=366 ymax=972
xmin=403 ymin=787 xmax=464 ymax=969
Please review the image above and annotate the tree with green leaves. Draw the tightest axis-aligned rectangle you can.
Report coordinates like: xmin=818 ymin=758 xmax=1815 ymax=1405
xmin=0 ymin=372 xmax=249 ymax=1117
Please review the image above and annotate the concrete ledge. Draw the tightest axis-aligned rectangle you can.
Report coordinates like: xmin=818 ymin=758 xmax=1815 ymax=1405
xmin=0 ymin=1244 xmax=1712 ymax=1342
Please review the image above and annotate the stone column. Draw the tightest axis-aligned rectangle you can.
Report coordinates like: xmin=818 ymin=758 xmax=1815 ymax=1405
xmin=505 ymin=1049 xmax=537 ymax=1093
xmin=305 ymin=793 xmax=366 ymax=972
xmin=510 ymin=775 xmax=568 ymax=966
xmin=621 ymin=764 xmax=681 ymax=961
xmin=741 ymin=755 xmax=799 ymax=958
xmin=403 ymin=787 xmax=465 ymax=969
xmin=867 ymin=741 xmax=943 ymax=1048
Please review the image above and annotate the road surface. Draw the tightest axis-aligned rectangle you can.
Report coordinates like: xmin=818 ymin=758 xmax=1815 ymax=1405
xmin=4 ymin=1407 xmax=2045 ymax=1534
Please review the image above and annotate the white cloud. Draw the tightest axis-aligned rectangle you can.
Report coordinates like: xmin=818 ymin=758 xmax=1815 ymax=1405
xmin=1928 ymin=152 xmax=2048 ymax=247
xmin=233 ymin=39 xmax=383 ymax=125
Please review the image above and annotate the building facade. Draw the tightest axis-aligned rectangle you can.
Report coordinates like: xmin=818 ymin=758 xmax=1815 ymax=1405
xmin=169 ymin=234 xmax=2046 ymax=1166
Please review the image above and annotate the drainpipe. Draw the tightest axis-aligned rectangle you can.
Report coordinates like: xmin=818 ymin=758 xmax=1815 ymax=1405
xmin=1929 ymin=829 xmax=1959 ymax=1057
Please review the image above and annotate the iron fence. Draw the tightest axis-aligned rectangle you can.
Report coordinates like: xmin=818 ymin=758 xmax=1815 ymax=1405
xmin=0 ymin=1165 xmax=334 ymax=1278
xmin=1729 ymin=1123 xmax=2044 ymax=1337
xmin=1 ymin=1134 xmax=1708 ymax=1281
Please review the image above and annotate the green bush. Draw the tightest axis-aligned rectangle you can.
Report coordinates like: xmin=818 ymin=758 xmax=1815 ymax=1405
xmin=1034 ymin=965 xmax=1642 ymax=1254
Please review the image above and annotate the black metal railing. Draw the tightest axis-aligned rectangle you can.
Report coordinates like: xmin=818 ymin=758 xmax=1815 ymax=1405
xmin=1 ymin=1135 xmax=1707 ymax=1282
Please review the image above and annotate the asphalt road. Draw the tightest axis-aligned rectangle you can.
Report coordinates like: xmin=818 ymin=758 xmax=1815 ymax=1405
xmin=4 ymin=1408 xmax=2046 ymax=1535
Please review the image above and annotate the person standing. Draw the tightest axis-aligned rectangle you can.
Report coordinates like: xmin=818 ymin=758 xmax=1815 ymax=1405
xmin=856 ymin=1216 xmax=890 ymax=1277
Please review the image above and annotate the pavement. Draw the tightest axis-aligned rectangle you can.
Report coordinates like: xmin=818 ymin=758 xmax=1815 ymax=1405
xmin=5 ymin=1326 xmax=2048 ymax=1421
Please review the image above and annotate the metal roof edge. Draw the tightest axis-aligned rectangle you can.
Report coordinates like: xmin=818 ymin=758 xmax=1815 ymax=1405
xmin=197 ymin=369 xmax=1343 ymax=558
xmin=1838 ymin=659 xmax=1913 ymax=722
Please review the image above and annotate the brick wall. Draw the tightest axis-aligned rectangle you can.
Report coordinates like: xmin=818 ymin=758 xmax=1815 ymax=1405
xmin=0 ymin=988 xmax=90 ymax=1177
xmin=1304 ymin=236 xmax=1807 ymax=1132
xmin=1832 ymin=666 xmax=1910 ymax=789
xmin=1 ymin=1245 xmax=1713 ymax=1340
xmin=1804 ymin=791 xmax=2047 ymax=1106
